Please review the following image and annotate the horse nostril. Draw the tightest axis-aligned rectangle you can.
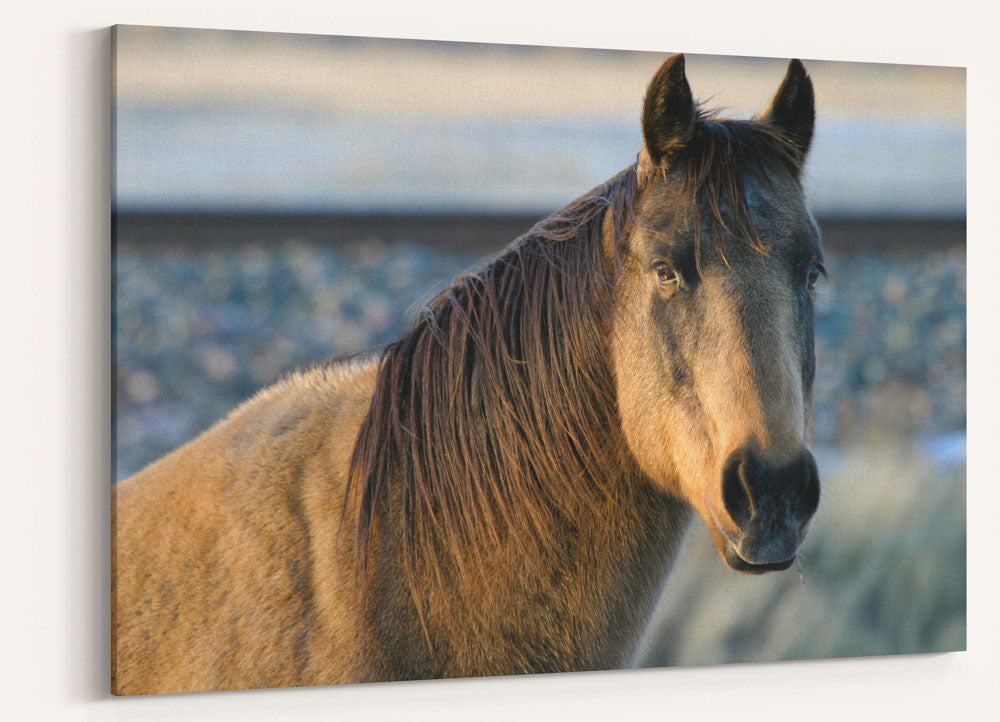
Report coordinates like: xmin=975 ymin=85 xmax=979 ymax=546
xmin=721 ymin=452 xmax=755 ymax=528
xmin=722 ymin=448 xmax=819 ymax=530
xmin=797 ymin=454 xmax=821 ymax=519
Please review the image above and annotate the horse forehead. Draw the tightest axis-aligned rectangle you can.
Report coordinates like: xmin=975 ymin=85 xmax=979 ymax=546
xmin=743 ymin=173 xmax=815 ymax=235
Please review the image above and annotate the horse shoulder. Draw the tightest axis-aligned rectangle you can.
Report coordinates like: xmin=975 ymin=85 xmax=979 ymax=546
xmin=113 ymin=357 xmax=380 ymax=694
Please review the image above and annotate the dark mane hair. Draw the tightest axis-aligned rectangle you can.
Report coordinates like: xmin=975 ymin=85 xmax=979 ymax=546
xmin=345 ymin=114 xmax=804 ymax=607
xmin=345 ymin=164 xmax=639 ymax=608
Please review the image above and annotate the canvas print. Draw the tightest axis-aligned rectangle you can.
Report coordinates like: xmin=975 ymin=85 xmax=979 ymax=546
xmin=112 ymin=25 xmax=966 ymax=695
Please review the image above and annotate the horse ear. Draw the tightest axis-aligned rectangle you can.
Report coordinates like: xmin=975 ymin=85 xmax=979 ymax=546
xmin=642 ymin=54 xmax=697 ymax=165
xmin=760 ymin=59 xmax=815 ymax=159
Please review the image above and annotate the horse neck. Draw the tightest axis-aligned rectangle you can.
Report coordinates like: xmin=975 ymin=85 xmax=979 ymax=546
xmin=368 ymin=454 xmax=693 ymax=676
xmin=505 ymin=467 xmax=692 ymax=661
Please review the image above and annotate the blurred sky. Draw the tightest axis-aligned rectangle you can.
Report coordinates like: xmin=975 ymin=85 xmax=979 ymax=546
xmin=113 ymin=25 xmax=966 ymax=218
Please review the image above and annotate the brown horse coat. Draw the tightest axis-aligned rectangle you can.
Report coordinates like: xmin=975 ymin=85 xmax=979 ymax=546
xmin=113 ymin=358 xmax=690 ymax=692
xmin=113 ymin=361 xmax=376 ymax=692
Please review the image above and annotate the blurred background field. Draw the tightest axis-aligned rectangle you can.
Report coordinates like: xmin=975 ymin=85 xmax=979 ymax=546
xmin=113 ymin=26 xmax=966 ymax=665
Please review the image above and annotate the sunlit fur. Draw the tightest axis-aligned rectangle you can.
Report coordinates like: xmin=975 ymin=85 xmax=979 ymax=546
xmin=113 ymin=57 xmax=820 ymax=694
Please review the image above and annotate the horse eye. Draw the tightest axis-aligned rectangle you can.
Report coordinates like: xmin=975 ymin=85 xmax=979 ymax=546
xmin=655 ymin=262 xmax=678 ymax=286
xmin=806 ymin=262 xmax=825 ymax=290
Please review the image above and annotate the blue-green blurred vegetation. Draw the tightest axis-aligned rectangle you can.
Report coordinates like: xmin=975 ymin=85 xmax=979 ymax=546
xmin=114 ymin=238 xmax=966 ymax=481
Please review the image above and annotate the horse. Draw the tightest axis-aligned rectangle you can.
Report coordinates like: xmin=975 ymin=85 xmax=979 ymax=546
xmin=112 ymin=54 xmax=822 ymax=694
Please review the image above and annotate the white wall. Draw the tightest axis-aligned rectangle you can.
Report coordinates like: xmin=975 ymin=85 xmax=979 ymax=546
xmin=1 ymin=1 xmax=995 ymax=720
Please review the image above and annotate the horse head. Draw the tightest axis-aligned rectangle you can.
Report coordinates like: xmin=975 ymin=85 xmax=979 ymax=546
xmin=611 ymin=55 xmax=821 ymax=572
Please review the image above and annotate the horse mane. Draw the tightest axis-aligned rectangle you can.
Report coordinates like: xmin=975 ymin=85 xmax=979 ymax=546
xmin=345 ymin=112 xmax=803 ymax=605
xmin=345 ymin=163 xmax=639 ymax=607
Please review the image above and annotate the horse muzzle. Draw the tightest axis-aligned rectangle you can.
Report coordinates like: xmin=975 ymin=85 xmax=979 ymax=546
xmin=718 ymin=445 xmax=820 ymax=574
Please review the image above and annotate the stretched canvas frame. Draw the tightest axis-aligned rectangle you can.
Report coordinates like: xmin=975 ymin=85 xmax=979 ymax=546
xmin=112 ymin=25 xmax=966 ymax=695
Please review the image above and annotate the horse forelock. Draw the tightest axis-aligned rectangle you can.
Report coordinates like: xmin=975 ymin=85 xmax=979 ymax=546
xmin=638 ymin=109 xmax=806 ymax=270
